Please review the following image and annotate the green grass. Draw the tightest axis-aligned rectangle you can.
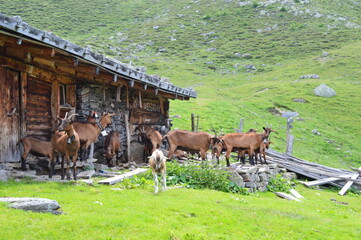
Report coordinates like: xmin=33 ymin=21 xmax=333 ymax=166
xmin=1 ymin=179 xmax=361 ymax=240
xmin=1 ymin=0 xmax=361 ymax=168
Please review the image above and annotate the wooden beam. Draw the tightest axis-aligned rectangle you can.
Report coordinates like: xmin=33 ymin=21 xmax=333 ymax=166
xmin=98 ymin=168 xmax=149 ymax=185
xmin=158 ymin=96 xmax=164 ymax=114
xmin=301 ymin=177 xmax=343 ymax=187
xmin=339 ymin=173 xmax=359 ymax=195
xmin=126 ymin=85 xmax=129 ymax=109
xmin=20 ymin=72 xmax=27 ymax=136
xmin=138 ymin=90 xmax=142 ymax=108
xmin=102 ymin=79 xmax=105 ymax=104
xmin=51 ymin=79 xmax=59 ymax=131
xmin=124 ymin=112 xmax=131 ymax=163
xmin=116 ymin=85 xmax=122 ymax=102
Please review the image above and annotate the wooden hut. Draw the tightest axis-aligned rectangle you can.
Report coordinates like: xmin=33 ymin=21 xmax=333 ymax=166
xmin=0 ymin=13 xmax=196 ymax=165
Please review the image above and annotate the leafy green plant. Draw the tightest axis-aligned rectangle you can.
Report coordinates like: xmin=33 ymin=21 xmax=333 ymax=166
xmin=267 ymin=175 xmax=293 ymax=193
xmin=117 ymin=173 xmax=153 ymax=190
xmin=166 ymin=161 xmax=248 ymax=194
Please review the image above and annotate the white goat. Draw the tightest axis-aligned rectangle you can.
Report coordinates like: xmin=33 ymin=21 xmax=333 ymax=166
xmin=148 ymin=149 xmax=167 ymax=193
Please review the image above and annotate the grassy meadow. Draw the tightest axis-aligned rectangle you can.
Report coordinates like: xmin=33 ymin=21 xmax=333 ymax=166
xmin=1 ymin=1 xmax=361 ymax=239
xmin=1 ymin=178 xmax=361 ymax=240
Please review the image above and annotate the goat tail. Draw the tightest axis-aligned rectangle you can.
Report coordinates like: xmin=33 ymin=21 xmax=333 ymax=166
xmin=16 ymin=138 xmax=24 ymax=148
xmin=161 ymin=133 xmax=169 ymax=146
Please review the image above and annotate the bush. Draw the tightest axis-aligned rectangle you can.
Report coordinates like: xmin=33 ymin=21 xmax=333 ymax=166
xmin=117 ymin=173 xmax=154 ymax=190
xmin=267 ymin=175 xmax=292 ymax=193
xmin=166 ymin=161 xmax=249 ymax=195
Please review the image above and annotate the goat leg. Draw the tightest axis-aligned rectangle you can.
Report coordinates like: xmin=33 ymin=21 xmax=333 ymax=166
xmin=153 ymin=172 xmax=159 ymax=193
xmin=66 ymin=155 xmax=71 ymax=180
xmin=49 ymin=156 xmax=54 ymax=179
xmin=249 ymin=153 xmax=255 ymax=165
xmin=20 ymin=157 xmax=27 ymax=171
xmin=73 ymin=155 xmax=77 ymax=180
xmin=161 ymin=172 xmax=167 ymax=192
xmin=61 ymin=156 xmax=65 ymax=180
xmin=263 ymin=153 xmax=267 ymax=165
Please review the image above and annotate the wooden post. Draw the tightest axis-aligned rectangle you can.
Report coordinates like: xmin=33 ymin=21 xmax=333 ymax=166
xmin=339 ymin=173 xmax=359 ymax=195
xmin=102 ymin=79 xmax=105 ymax=104
xmin=238 ymin=119 xmax=244 ymax=133
xmin=126 ymin=85 xmax=129 ymax=109
xmin=124 ymin=112 xmax=131 ymax=162
xmin=158 ymin=96 xmax=164 ymax=114
xmin=196 ymin=115 xmax=199 ymax=132
xmin=286 ymin=118 xmax=293 ymax=155
xmin=116 ymin=85 xmax=121 ymax=102
xmin=287 ymin=134 xmax=294 ymax=155
xmin=51 ymin=80 xmax=59 ymax=132
xmin=191 ymin=113 xmax=195 ymax=132
xmin=138 ymin=90 xmax=142 ymax=108
xmin=20 ymin=72 xmax=27 ymax=136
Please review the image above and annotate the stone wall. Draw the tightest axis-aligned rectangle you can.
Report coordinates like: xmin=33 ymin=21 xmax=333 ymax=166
xmin=76 ymin=83 xmax=170 ymax=164
xmin=230 ymin=163 xmax=296 ymax=192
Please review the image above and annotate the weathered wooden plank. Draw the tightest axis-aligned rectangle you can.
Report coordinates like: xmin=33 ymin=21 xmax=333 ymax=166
xmin=77 ymin=170 xmax=95 ymax=179
xmin=301 ymin=177 xmax=343 ymax=187
xmin=125 ymin=113 xmax=131 ymax=162
xmin=275 ymin=192 xmax=300 ymax=201
xmin=339 ymin=173 xmax=359 ymax=195
xmin=51 ymin=80 xmax=59 ymax=131
xmin=290 ymin=189 xmax=304 ymax=199
xmin=98 ymin=168 xmax=149 ymax=185
xmin=266 ymin=150 xmax=361 ymax=190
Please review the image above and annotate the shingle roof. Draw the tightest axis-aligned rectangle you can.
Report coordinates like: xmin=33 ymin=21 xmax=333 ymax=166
xmin=0 ymin=13 xmax=197 ymax=98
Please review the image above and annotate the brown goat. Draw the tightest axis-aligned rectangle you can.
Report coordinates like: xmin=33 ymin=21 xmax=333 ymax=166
xmin=103 ymin=131 xmax=121 ymax=167
xmin=238 ymin=140 xmax=273 ymax=165
xmin=148 ymin=149 xmax=167 ymax=193
xmin=18 ymin=136 xmax=54 ymax=170
xmin=135 ymin=125 xmax=162 ymax=162
xmin=73 ymin=112 xmax=115 ymax=160
xmin=50 ymin=113 xmax=80 ymax=180
xmin=214 ymin=127 xmax=274 ymax=166
xmin=163 ymin=130 xmax=215 ymax=161
xmin=211 ymin=128 xmax=257 ymax=163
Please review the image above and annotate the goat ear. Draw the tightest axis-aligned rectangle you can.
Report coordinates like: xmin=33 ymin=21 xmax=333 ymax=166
xmin=109 ymin=113 xmax=115 ymax=117
xmin=263 ymin=127 xmax=266 ymax=131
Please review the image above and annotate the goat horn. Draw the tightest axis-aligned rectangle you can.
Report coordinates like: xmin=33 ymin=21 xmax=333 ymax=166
xmin=64 ymin=112 xmax=69 ymax=119
xmin=67 ymin=113 xmax=79 ymax=120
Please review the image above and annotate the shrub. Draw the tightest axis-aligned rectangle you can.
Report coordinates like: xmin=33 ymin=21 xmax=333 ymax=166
xmin=166 ymin=161 xmax=249 ymax=195
xmin=267 ymin=175 xmax=292 ymax=193
xmin=117 ymin=173 xmax=154 ymax=190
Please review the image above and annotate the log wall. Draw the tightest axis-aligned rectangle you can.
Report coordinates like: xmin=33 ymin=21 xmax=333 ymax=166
xmin=0 ymin=31 xmax=172 ymax=163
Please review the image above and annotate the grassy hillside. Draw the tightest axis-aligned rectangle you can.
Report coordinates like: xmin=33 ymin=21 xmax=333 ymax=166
xmin=1 ymin=0 xmax=361 ymax=168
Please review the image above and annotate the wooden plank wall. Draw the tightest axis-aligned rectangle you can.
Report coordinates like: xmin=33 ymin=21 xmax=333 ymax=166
xmin=25 ymin=75 xmax=52 ymax=138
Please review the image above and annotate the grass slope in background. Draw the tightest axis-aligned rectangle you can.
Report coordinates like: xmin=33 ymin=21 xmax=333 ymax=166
xmin=1 ymin=0 xmax=361 ymax=167
xmin=0 ymin=179 xmax=361 ymax=240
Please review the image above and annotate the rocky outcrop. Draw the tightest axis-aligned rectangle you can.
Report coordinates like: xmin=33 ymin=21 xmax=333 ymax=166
xmin=314 ymin=84 xmax=336 ymax=97
xmin=0 ymin=197 xmax=62 ymax=215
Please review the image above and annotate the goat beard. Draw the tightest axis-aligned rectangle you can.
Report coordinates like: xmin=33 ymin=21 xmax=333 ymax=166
xmin=155 ymin=162 xmax=162 ymax=170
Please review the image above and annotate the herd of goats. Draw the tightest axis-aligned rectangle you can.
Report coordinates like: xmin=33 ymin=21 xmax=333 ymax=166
xmin=18 ymin=111 xmax=275 ymax=188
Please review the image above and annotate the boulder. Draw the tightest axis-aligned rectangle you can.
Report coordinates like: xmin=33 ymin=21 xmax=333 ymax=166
xmin=314 ymin=84 xmax=336 ymax=97
xmin=300 ymin=74 xmax=319 ymax=79
xmin=0 ymin=197 xmax=61 ymax=214
xmin=0 ymin=170 xmax=9 ymax=182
